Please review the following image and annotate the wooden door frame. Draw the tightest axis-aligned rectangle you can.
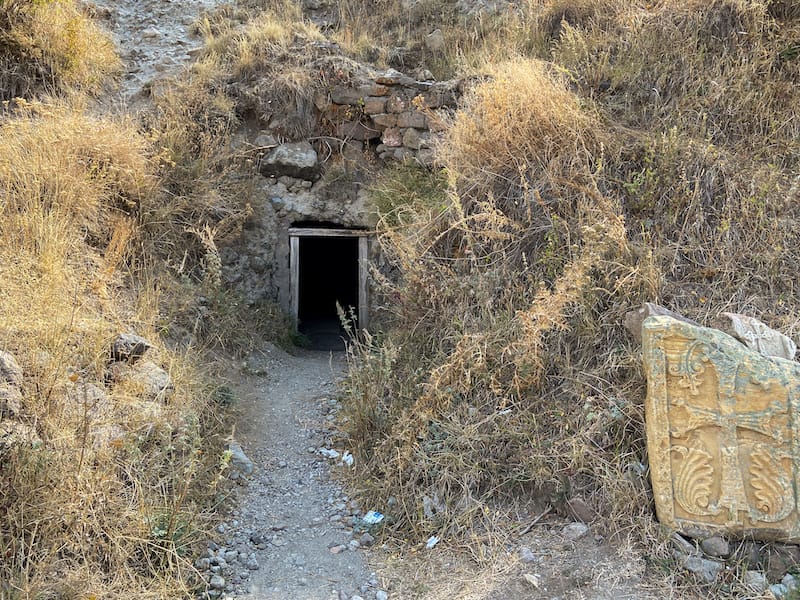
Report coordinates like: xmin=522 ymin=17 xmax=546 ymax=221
xmin=288 ymin=228 xmax=371 ymax=331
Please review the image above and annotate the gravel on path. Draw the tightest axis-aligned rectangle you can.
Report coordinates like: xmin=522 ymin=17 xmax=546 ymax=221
xmin=197 ymin=347 xmax=387 ymax=600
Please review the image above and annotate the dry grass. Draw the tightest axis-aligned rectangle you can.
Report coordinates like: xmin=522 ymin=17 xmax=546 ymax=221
xmin=0 ymin=0 xmax=120 ymax=99
xmin=339 ymin=2 xmax=800 ymax=594
xmin=0 ymin=100 xmax=235 ymax=598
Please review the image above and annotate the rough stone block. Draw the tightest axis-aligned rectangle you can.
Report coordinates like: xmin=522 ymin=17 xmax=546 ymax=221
xmin=402 ymin=128 xmax=430 ymax=150
xmin=396 ymin=111 xmax=427 ymax=129
xmin=643 ymin=315 xmax=800 ymax=543
xmin=337 ymin=121 xmax=380 ymax=141
xmin=371 ymin=113 xmax=397 ymax=128
xmin=625 ymin=302 xmax=698 ymax=344
xmin=259 ymin=141 xmax=319 ymax=181
xmin=717 ymin=312 xmax=797 ymax=360
xmin=362 ymin=97 xmax=386 ymax=115
xmin=386 ymin=94 xmax=408 ymax=113
xmin=381 ymin=128 xmax=403 ymax=148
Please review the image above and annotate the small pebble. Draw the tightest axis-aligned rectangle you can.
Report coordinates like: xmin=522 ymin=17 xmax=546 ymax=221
xmin=376 ymin=592 xmax=389 ymax=600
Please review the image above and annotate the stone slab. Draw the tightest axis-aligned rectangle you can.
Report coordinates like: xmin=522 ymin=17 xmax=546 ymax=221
xmin=643 ymin=315 xmax=800 ymax=542
xmin=624 ymin=302 xmax=698 ymax=344
xmin=718 ymin=312 xmax=797 ymax=361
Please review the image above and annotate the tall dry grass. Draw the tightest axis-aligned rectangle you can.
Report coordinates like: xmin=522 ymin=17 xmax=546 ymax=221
xmin=0 ymin=100 xmax=234 ymax=599
xmin=0 ymin=0 xmax=120 ymax=99
xmin=339 ymin=2 xmax=800 ymax=588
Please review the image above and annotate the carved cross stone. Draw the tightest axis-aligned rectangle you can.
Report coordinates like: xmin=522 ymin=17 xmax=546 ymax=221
xmin=643 ymin=315 xmax=800 ymax=542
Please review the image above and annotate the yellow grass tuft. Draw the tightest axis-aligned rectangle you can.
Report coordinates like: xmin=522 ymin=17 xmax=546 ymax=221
xmin=0 ymin=0 xmax=121 ymax=99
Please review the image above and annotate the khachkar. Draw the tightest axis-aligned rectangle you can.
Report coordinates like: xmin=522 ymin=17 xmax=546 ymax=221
xmin=643 ymin=315 xmax=800 ymax=542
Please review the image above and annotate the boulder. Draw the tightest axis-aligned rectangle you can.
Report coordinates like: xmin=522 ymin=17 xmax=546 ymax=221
xmin=643 ymin=315 xmax=800 ymax=543
xmin=111 ymin=333 xmax=153 ymax=365
xmin=259 ymin=141 xmax=319 ymax=181
xmin=717 ymin=312 xmax=797 ymax=360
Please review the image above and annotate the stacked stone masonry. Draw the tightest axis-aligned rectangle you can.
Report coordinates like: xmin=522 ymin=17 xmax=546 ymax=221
xmin=320 ymin=68 xmax=459 ymax=166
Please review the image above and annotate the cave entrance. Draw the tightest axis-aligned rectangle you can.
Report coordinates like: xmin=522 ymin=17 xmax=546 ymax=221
xmin=289 ymin=225 xmax=370 ymax=350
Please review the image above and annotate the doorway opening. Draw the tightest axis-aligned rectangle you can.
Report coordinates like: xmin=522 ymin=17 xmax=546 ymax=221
xmin=289 ymin=224 xmax=370 ymax=350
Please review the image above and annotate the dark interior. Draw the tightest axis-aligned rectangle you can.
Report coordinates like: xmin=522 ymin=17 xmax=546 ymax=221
xmin=298 ymin=235 xmax=359 ymax=350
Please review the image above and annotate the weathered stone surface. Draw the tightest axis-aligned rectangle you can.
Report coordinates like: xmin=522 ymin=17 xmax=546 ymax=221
xmin=0 ymin=351 xmax=23 ymax=387
xmin=111 ymin=333 xmax=153 ymax=364
xmin=396 ymin=111 xmax=427 ymax=129
xmin=386 ymin=94 xmax=408 ymax=113
xmin=0 ymin=385 xmax=22 ymax=417
xmin=337 ymin=121 xmax=381 ymax=141
xmin=643 ymin=315 xmax=800 ymax=543
xmin=718 ymin=312 xmax=797 ymax=360
xmin=371 ymin=113 xmax=397 ymax=128
xmin=0 ymin=421 xmax=41 ymax=450
xmin=381 ymin=128 xmax=403 ymax=148
xmin=624 ymin=303 xmax=698 ymax=344
xmin=129 ymin=361 xmax=174 ymax=402
xmin=362 ymin=97 xmax=386 ymax=115
xmin=259 ymin=142 xmax=319 ymax=180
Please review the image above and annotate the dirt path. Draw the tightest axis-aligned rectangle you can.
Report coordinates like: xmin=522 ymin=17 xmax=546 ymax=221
xmin=210 ymin=347 xmax=385 ymax=600
xmin=90 ymin=0 xmax=215 ymax=98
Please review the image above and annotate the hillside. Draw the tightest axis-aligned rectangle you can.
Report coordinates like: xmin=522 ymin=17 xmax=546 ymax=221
xmin=1 ymin=0 xmax=800 ymax=598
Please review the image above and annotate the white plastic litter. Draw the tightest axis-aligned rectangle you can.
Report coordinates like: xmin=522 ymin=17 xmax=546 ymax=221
xmin=363 ymin=511 xmax=384 ymax=525
xmin=341 ymin=451 xmax=354 ymax=467
xmin=319 ymin=448 xmax=340 ymax=459
xmin=425 ymin=535 xmax=440 ymax=549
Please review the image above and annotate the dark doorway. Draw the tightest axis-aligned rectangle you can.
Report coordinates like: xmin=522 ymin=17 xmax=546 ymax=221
xmin=297 ymin=235 xmax=359 ymax=350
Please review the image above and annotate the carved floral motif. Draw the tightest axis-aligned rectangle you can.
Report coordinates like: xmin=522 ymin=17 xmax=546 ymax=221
xmin=643 ymin=315 xmax=800 ymax=542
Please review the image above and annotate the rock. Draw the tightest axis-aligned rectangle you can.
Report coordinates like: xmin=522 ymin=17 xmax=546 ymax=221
xmin=376 ymin=592 xmax=389 ymax=600
xmin=562 ymin=522 xmax=589 ymax=542
xmin=0 ymin=384 xmax=21 ymax=417
xmin=0 ymin=421 xmax=41 ymax=450
xmin=717 ymin=312 xmax=797 ymax=360
xmin=129 ymin=361 xmax=173 ymax=402
xmin=259 ymin=142 xmax=319 ymax=181
xmin=209 ymin=574 xmax=225 ymax=590
xmin=519 ymin=546 xmax=538 ymax=563
xmin=254 ymin=133 xmax=278 ymax=148
xmin=0 ymin=351 xmax=23 ymax=386
xmin=782 ymin=573 xmax=798 ymax=591
xmin=358 ymin=532 xmax=375 ymax=547
xmin=67 ymin=383 xmax=112 ymax=419
xmin=381 ymin=128 xmax=403 ymax=147
xmin=110 ymin=333 xmax=153 ymax=364
xmin=623 ymin=302 xmax=697 ymax=344
xmin=770 ymin=583 xmax=789 ymax=598
xmin=676 ymin=553 xmax=723 ymax=584
xmin=337 ymin=121 xmax=381 ymax=141
xmin=362 ymin=97 xmax=386 ymax=115
xmin=425 ymin=28 xmax=445 ymax=52
xmin=764 ymin=544 xmax=800 ymax=581
xmin=396 ymin=111 xmax=427 ymax=129
xmin=700 ymin=536 xmax=730 ymax=558
xmin=371 ymin=113 xmax=397 ymax=128
xmin=329 ymin=544 xmax=347 ymax=554
xmin=643 ymin=316 xmax=800 ymax=542
xmin=743 ymin=570 xmax=768 ymax=593
xmin=226 ymin=440 xmax=254 ymax=476
xmin=566 ymin=496 xmax=596 ymax=523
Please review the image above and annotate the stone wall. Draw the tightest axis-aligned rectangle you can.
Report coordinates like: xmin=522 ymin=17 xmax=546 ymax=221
xmin=223 ymin=65 xmax=461 ymax=320
xmin=320 ymin=68 xmax=460 ymax=166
